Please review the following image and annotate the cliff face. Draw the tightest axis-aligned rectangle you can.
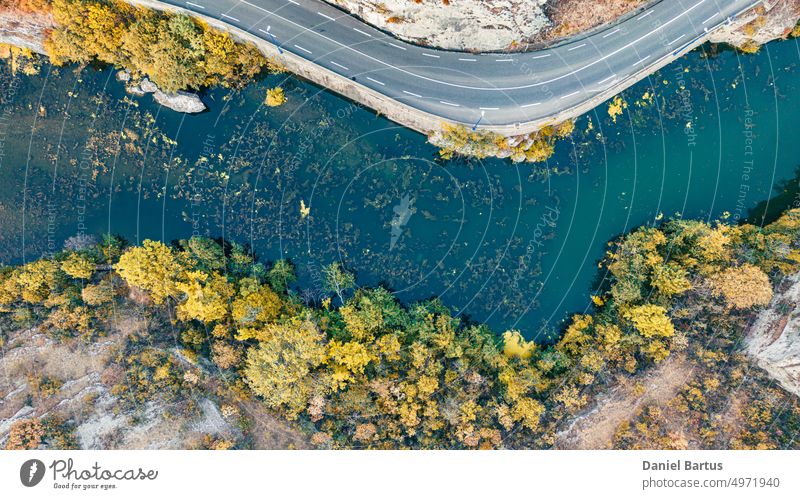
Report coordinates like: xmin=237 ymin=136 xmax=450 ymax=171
xmin=0 ymin=7 xmax=52 ymax=54
xmin=326 ymin=0 xmax=800 ymax=52
xmin=746 ymin=272 xmax=800 ymax=398
xmin=325 ymin=0 xmax=550 ymax=52
xmin=708 ymin=0 xmax=800 ymax=51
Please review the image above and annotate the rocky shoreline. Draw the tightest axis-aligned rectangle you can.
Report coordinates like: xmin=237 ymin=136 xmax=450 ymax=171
xmin=0 ymin=8 xmax=206 ymax=114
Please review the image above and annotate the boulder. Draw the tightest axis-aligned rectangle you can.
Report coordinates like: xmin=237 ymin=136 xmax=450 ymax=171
xmin=153 ymin=90 xmax=207 ymax=114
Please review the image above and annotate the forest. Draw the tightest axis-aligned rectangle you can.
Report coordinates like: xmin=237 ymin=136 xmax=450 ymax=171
xmin=3 ymin=208 xmax=800 ymax=449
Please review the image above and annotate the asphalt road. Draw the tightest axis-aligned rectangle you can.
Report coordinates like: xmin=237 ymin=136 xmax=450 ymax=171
xmin=162 ymin=0 xmax=761 ymax=128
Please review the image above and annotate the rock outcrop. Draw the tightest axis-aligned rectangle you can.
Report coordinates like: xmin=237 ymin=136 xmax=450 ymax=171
xmin=746 ymin=272 xmax=800 ymax=398
xmin=119 ymin=72 xmax=207 ymax=114
xmin=325 ymin=0 xmax=550 ymax=51
xmin=708 ymin=0 xmax=800 ymax=51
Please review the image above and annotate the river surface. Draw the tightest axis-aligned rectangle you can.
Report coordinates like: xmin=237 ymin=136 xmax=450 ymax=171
xmin=0 ymin=39 xmax=798 ymax=341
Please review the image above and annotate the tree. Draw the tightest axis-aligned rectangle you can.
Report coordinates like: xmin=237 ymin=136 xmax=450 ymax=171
xmin=268 ymin=259 xmax=296 ymax=293
xmin=15 ymin=260 xmax=61 ymax=303
xmin=176 ymin=270 xmax=234 ymax=323
xmin=265 ymin=87 xmax=287 ymax=107
xmin=231 ymin=278 xmax=282 ymax=325
xmin=5 ymin=419 xmax=44 ymax=450
xmin=623 ymin=304 xmax=674 ymax=339
xmin=708 ymin=264 xmax=773 ymax=309
xmin=182 ymin=236 xmax=225 ymax=271
xmin=244 ymin=317 xmax=326 ymax=418
xmin=114 ymin=239 xmax=183 ymax=304
xmin=61 ymin=252 xmax=95 ymax=279
xmin=322 ymin=262 xmax=355 ymax=304
xmin=81 ymin=279 xmax=116 ymax=306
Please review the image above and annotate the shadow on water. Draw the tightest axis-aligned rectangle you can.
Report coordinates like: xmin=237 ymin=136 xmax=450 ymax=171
xmin=746 ymin=165 xmax=800 ymax=226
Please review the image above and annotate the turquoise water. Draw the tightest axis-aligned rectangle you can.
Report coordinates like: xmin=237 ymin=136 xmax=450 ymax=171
xmin=0 ymin=39 xmax=798 ymax=341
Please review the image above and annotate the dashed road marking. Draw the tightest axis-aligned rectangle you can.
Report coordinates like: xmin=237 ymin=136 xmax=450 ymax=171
xmin=186 ymin=2 xmax=205 ymax=9
xmin=422 ymin=53 xmax=440 ymax=58
xmin=294 ymin=44 xmax=312 ymax=54
xmin=317 ymin=12 xmax=335 ymax=21
xmin=567 ymin=43 xmax=587 ymax=51
xmin=667 ymin=34 xmax=686 ymax=45
xmin=221 ymin=13 xmax=240 ymax=22
xmin=598 ymin=74 xmax=617 ymax=84
xmin=521 ymin=102 xmax=541 ymax=108
xmin=353 ymin=27 xmax=372 ymax=37
xmin=330 ymin=61 xmax=349 ymax=70
xmin=531 ymin=53 xmax=551 ymax=59
xmin=560 ymin=91 xmax=580 ymax=99
xmin=702 ymin=13 xmax=719 ymax=24
xmin=631 ymin=55 xmax=651 ymax=67
xmin=479 ymin=107 xmax=499 ymax=111
xmin=495 ymin=58 xmax=514 ymax=62
xmin=366 ymin=76 xmax=385 ymax=85
xmin=389 ymin=42 xmax=406 ymax=50
xmin=402 ymin=90 xmax=422 ymax=98
xmin=603 ymin=28 xmax=620 ymax=38
xmin=439 ymin=100 xmax=460 ymax=107
xmin=640 ymin=11 xmax=654 ymax=19
xmin=458 ymin=58 xmax=477 ymax=62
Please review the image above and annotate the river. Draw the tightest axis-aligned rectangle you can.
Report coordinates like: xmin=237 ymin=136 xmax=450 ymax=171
xmin=0 ymin=38 xmax=798 ymax=341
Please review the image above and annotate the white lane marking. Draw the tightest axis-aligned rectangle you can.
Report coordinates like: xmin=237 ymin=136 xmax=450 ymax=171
xmin=287 ymin=0 xmax=298 ymax=4
xmin=667 ymin=34 xmax=686 ymax=45
xmin=521 ymin=102 xmax=541 ymax=108
xmin=366 ymin=76 xmax=385 ymax=85
xmin=221 ymin=13 xmax=240 ymax=22
xmin=598 ymin=74 xmax=617 ymax=84
xmin=389 ymin=42 xmax=406 ymax=50
xmin=602 ymin=28 xmax=620 ymax=38
xmin=530 ymin=53 xmax=551 ymax=59
xmin=238 ymin=0 xmax=710 ymax=92
xmin=439 ymin=100 xmax=460 ymax=107
xmin=458 ymin=58 xmax=477 ymax=62
xmin=567 ymin=43 xmax=587 ymax=51
xmin=353 ymin=27 xmax=372 ymax=37
xmin=317 ymin=12 xmax=335 ymax=21
xmin=186 ymin=2 xmax=205 ymax=9
xmin=479 ymin=107 xmax=499 ymax=111
xmin=294 ymin=44 xmax=312 ymax=54
xmin=402 ymin=90 xmax=422 ymax=98
xmin=495 ymin=58 xmax=514 ymax=62
xmin=258 ymin=28 xmax=273 ymax=35
xmin=702 ymin=12 xmax=718 ymax=24
xmin=560 ymin=91 xmax=580 ymax=99
xmin=631 ymin=55 xmax=650 ymax=67
xmin=640 ymin=10 xmax=654 ymax=19
xmin=422 ymin=53 xmax=440 ymax=58
xmin=330 ymin=61 xmax=349 ymax=70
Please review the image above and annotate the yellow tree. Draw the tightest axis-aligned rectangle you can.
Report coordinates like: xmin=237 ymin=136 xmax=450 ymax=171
xmin=244 ymin=317 xmax=326 ymax=418
xmin=231 ymin=278 xmax=282 ymax=325
xmin=114 ymin=239 xmax=183 ymax=304
xmin=176 ymin=270 xmax=234 ymax=324
xmin=61 ymin=252 xmax=95 ymax=279
xmin=707 ymin=263 xmax=773 ymax=309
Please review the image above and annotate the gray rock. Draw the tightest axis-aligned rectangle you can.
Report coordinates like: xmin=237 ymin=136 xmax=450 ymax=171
xmin=153 ymin=90 xmax=207 ymax=114
xmin=115 ymin=70 xmax=131 ymax=83
xmin=138 ymin=78 xmax=159 ymax=94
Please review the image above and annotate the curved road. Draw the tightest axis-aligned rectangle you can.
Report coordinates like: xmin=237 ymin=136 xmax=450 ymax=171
xmin=163 ymin=0 xmax=760 ymax=128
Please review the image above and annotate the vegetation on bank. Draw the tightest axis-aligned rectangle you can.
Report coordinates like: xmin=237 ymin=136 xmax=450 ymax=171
xmin=432 ymin=120 xmax=576 ymax=163
xmin=3 ymin=207 xmax=800 ymax=448
xmin=8 ymin=0 xmax=283 ymax=93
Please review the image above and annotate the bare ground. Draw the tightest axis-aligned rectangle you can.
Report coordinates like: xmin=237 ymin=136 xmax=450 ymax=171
xmin=555 ymin=353 xmax=694 ymax=449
